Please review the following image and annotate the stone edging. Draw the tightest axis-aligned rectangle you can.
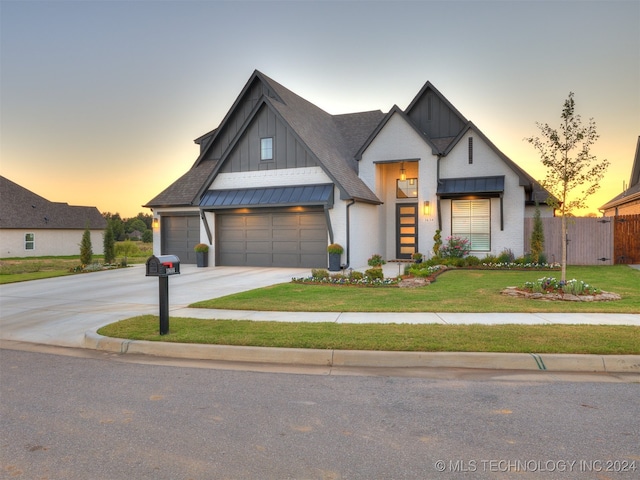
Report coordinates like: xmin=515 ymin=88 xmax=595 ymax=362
xmin=501 ymin=287 xmax=621 ymax=302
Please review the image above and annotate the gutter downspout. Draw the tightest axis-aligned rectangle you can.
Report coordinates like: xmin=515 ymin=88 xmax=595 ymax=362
xmin=324 ymin=205 xmax=334 ymax=245
xmin=201 ymin=210 xmax=213 ymax=245
xmin=436 ymin=155 xmax=443 ymax=231
xmin=345 ymin=199 xmax=356 ymax=269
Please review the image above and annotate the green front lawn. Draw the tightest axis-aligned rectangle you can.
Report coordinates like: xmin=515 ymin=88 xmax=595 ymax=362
xmin=191 ymin=265 xmax=640 ymax=313
xmin=99 ymin=266 xmax=638 ymax=354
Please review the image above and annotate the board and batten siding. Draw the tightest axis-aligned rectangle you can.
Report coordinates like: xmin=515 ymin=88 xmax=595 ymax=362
xmin=407 ymin=90 xmax=466 ymax=139
xmin=219 ymin=105 xmax=318 ymax=173
xmin=202 ymin=80 xmax=276 ymax=160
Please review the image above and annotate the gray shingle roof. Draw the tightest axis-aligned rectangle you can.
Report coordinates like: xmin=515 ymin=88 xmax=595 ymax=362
xmin=259 ymin=72 xmax=383 ymax=203
xmin=600 ymin=136 xmax=640 ymax=210
xmin=145 ymin=70 xmax=551 ymax=208
xmin=144 ymin=160 xmax=218 ymax=208
xmin=0 ymin=176 xmax=106 ymax=229
xmin=146 ymin=71 xmax=385 ymax=207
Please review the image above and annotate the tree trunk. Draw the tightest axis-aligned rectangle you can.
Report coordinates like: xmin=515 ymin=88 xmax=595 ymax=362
xmin=561 ymin=215 xmax=567 ymax=281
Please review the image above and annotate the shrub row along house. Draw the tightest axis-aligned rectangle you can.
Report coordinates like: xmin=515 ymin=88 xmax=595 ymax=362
xmin=145 ymin=70 xmax=552 ymax=268
xmin=0 ymin=176 xmax=106 ymax=257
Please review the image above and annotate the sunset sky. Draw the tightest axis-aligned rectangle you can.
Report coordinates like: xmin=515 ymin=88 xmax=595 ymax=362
xmin=1 ymin=0 xmax=638 ymax=218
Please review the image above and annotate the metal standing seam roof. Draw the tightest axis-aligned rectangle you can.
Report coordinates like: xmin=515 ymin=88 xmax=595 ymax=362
xmin=200 ymin=184 xmax=334 ymax=209
xmin=437 ymin=176 xmax=505 ymax=196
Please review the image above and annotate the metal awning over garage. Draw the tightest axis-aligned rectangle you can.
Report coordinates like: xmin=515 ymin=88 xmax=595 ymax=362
xmin=436 ymin=176 xmax=504 ymax=198
xmin=200 ymin=184 xmax=334 ymax=209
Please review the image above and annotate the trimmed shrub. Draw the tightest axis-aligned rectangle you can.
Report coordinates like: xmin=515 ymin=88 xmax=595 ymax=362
xmin=464 ymin=255 xmax=481 ymax=266
xmin=482 ymin=254 xmax=499 ymax=264
xmin=349 ymin=270 xmax=364 ymax=281
xmin=498 ymin=248 xmax=515 ymax=263
xmin=311 ymin=269 xmax=330 ymax=280
xmin=364 ymin=267 xmax=384 ymax=280
xmin=367 ymin=254 xmax=385 ymax=267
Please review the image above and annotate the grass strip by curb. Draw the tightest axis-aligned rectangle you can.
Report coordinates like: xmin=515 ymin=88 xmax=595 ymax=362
xmin=98 ymin=316 xmax=640 ymax=355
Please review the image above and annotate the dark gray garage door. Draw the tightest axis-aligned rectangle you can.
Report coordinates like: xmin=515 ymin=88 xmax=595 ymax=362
xmin=161 ymin=215 xmax=200 ymax=264
xmin=217 ymin=210 xmax=327 ymax=267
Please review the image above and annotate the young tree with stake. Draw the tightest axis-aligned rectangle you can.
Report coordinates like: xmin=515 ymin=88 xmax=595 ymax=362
xmin=525 ymin=93 xmax=609 ymax=281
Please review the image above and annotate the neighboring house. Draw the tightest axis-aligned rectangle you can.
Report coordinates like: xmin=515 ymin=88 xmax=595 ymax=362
xmin=145 ymin=70 xmax=552 ymax=268
xmin=600 ymin=136 xmax=640 ymax=216
xmin=0 ymin=176 xmax=106 ymax=257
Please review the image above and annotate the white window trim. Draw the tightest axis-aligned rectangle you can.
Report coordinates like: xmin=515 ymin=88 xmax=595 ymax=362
xmin=261 ymin=137 xmax=273 ymax=161
xmin=25 ymin=232 xmax=35 ymax=250
xmin=451 ymin=199 xmax=490 ymax=251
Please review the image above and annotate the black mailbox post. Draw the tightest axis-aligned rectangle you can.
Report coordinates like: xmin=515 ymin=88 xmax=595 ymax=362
xmin=146 ymin=255 xmax=180 ymax=335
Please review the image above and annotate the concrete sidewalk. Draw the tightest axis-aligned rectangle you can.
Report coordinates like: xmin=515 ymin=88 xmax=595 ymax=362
xmin=167 ymin=307 xmax=640 ymax=326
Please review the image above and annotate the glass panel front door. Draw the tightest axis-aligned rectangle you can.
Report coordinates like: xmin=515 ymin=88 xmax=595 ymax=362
xmin=396 ymin=203 xmax=418 ymax=259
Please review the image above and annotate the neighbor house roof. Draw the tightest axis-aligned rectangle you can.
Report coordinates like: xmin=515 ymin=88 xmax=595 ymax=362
xmin=0 ymin=176 xmax=106 ymax=229
xmin=600 ymin=136 xmax=640 ymax=211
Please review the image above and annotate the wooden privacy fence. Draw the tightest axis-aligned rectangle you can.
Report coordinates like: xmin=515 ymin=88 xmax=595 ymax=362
xmin=614 ymin=214 xmax=640 ymax=264
xmin=524 ymin=215 xmax=640 ymax=266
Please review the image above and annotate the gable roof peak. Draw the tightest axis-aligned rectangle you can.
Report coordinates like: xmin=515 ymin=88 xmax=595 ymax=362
xmin=404 ymin=80 xmax=468 ymax=124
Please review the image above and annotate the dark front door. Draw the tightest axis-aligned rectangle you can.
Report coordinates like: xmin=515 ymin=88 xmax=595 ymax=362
xmin=396 ymin=203 xmax=418 ymax=259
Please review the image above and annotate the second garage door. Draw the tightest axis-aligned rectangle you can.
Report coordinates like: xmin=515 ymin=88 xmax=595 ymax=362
xmin=217 ymin=209 xmax=327 ymax=268
xmin=161 ymin=214 xmax=200 ymax=264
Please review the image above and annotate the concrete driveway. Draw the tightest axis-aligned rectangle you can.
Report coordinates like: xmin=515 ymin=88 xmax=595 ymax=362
xmin=0 ymin=265 xmax=309 ymax=347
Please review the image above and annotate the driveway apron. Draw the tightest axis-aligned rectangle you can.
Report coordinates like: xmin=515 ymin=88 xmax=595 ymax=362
xmin=0 ymin=265 xmax=308 ymax=347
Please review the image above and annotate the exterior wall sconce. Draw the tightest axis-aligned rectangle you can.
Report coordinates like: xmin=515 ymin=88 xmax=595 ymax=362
xmin=152 ymin=217 xmax=159 ymax=229
xmin=399 ymin=163 xmax=406 ymax=181
xmin=423 ymin=201 xmax=430 ymax=215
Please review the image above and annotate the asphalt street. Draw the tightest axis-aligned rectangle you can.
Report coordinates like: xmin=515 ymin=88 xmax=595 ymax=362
xmin=2 ymin=347 xmax=639 ymax=480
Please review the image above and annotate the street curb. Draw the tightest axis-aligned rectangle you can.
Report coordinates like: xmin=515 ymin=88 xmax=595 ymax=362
xmin=84 ymin=330 xmax=640 ymax=373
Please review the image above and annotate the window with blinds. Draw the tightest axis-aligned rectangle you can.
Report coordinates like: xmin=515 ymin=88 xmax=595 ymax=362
xmin=451 ymin=199 xmax=490 ymax=251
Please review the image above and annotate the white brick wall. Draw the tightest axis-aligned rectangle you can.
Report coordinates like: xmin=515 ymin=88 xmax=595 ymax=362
xmin=441 ymin=134 xmax=527 ymax=257
xmin=211 ymin=167 xmax=332 ymax=189
xmin=359 ymin=122 xmax=536 ymax=259
xmin=359 ymin=113 xmax=441 ymax=261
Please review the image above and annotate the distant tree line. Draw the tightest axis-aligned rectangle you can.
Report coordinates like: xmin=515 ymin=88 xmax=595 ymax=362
xmin=102 ymin=212 xmax=153 ymax=243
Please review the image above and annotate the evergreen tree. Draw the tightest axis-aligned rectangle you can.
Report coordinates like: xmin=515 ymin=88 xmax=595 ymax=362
xmin=103 ymin=223 xmax=116 ymax=264
xmin=80 ymin=225 xmax=93 ymax=265
xmin=530 ymin=204 xmax=544 ymax=263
